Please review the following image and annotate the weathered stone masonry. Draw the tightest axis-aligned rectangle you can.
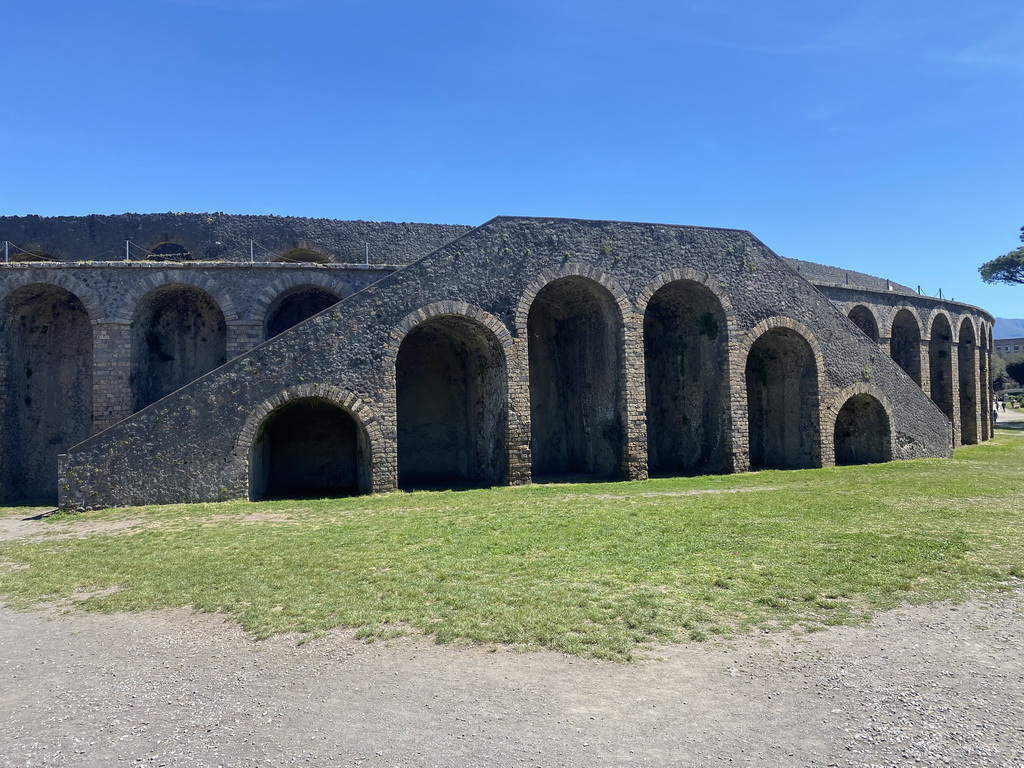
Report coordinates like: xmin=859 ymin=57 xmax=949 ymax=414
xmin=0 ymin=214 xmax=994 ymax=508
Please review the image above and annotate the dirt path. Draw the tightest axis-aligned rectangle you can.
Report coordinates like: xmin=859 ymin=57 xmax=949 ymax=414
xmin=2 ymin=586 xmax=1022 ymax=768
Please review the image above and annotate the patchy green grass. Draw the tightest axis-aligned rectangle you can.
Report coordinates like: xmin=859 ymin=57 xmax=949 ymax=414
xmin=1 ymin=431 xmax=1022 ymax=660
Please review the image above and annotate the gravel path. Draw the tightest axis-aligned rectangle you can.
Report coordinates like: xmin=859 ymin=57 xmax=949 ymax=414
xmin=2 ymin=586 xmax=1022 ymax=767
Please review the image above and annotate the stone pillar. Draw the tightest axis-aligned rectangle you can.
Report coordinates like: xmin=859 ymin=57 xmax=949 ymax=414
xmin=621 ymin=312 xmax=649 ymax=481
xmin=949 ymin=343 xmax=962 ymax=448
xmin=227 ymin=321 xmax=263 ymax=360
xmin=92 ymin=322 xmax=134 ymax=431
xmin=877 ymin=335 xmax=892 ymax=358
xmin=505 ymin=336 xmax=532 ymax=485
xmin=918 ymin=340 xmax=932 ymax=398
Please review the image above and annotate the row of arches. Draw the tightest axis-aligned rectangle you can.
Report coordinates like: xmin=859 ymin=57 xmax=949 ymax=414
xmin=246 ymin=276 xmax=893 ymax=500
xmin=0 ymin=281 xmax=342 ymax=502
xmin=846 ymin=304 xmax=989 ymax=445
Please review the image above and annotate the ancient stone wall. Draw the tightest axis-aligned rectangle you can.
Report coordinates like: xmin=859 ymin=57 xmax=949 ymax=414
xmin=52 ymin=217 xmax=980 ymax=510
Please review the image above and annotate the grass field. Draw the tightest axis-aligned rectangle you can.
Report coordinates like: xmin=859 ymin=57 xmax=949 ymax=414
xmin=1 ymin=431 xmax=1022 ymax=660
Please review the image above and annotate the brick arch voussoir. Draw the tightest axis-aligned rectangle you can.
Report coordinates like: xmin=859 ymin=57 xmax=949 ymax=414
xmin=887 ymin=304 xmax=925 ymax=339
xmin=923 ymin=307 xmax=955 ymax=342
xmin=956 ymin=314 xmax=979 ymax=343
xmin=822 ymin=383 xmax=896 ymax=439
xmin=0 ymin=273 xmax=105 ymax=324
xmin=248 ymin=273 xmax=348 ymax=325
xmin=384 ymin=301 xmax=515 ymax=376
xmin=114 ymin=271 xmax=240 ymax=325
xmin=232 ymin=383 xmax=385 ymax=479
xmin=513 ymin=263 xmax=634 ymax=335
xmin=635 ymin=268 xmax=736 ymax=325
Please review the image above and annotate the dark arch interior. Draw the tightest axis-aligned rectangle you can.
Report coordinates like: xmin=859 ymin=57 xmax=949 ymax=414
xmin=264 ymin=287 xmax=341 ymax=340
xmin=929 ymin=315 xmax=954 ymax=422
xmin=644 ymin=281 xmax=728 ymax=476
xmin=834 ymin=394 xmax=891 ymax=465
xmin=0 ymin=285 xmax=93 ymax=503
xmin=745 ymin=327 xmax=819 ymax=470
xmin=149 ymin=242 xmax=191 ymax=261
xmin=250 ymin=397 xmax=367 ymax=500
xmin=528 ymin=277 xmax=624 ymax=480
xmin=848 ymin=305 xmax=880 ymax=342
xmin=131 ymin=284 xmax=227 ymax=410
xmin=274 ymin=248 xmax=330 ymax=264
xmin=958 ymin=321 xmax=978 ymax=445
xmin=397 ymin=315 xmax=507 ymax=489
xmin=890 ymin=310 xmax=923 ymax=386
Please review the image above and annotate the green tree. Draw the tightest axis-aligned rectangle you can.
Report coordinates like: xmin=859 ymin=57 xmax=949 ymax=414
xmin=991 ymin=353 xmax=1017 ymax=390
xmin=980 ymin=226 xmax=1024 ymax=284
xmin=1005 ymin=354 xmax=1024 ymax=388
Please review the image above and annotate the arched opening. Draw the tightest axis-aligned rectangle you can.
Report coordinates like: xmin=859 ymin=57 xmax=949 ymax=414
xmin=263 ymin=286 xmax=341 ymax=340
xmin=833 ymin=394 xmax=891 ymax=465
xmin=0 ymin=284 xmax=93 ymax=503
xmin=396 ymin=315 xmax=507 ymax=489
xmin=958 ymin=320 xmax=978 ymax=445
xmin=848 ymin=305 xmax=880 ymax=342
xmin=643 ymin=280 xmax=728 ymax=475
xmin=890 ymin=309 xmax=923 ymax=386
xmin=274 ymin=248 xmax=331 ymax=264
xmin=745 ymin=327 xmax=819 ymax=469
xmin=528 ymin=276 xmax=624 ymax=480
xmin=249 ymin=397 xmax=369 ymax=500
xmin=131 ymin=284 xmax=227 ymax=411
xmin=149 ymin=242 xmax=191 ymax=261
xmin=929 ymin=315 xmax=954 ymax=423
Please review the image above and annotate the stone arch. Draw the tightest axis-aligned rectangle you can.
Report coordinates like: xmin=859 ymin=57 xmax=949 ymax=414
xmin=827 ymin=386 xmax=893 ymax=465
xmin=147 ymin=241 xmax=192 ymax=261
xmin=0 ymin=283 xmax=93 ymax=503
xmin=113 ymin=271 xmax=240 ymax=325
xmin=263 ymin=285 xmax=342 ymax=340
xmin=847 ymin=304 xmax=880 ymax=342
xmin=641 ymin=276 xmax=730 ymax=475
xmin=0 ymin=273 xmax=105 ymax=324
xmin=389 ymin=305 xmax=510 ymax=489
xmin=130 ymin=283 xmax=228 ymax=410
xmin=514 ymin=263 xmax=633 ymax=336
xmin=928 ymin=312 xmax=955 ymax=423
xmin=236 ymin=384 xmax=383 ymax=500
xmin=741 ymin=318 xmax=823 ymax=470
xmin=525 ymin=273 xmax=627 ymax=479
xmin=890 ymin=307 xmax=923 ymax=386
xmin=248 ymin=273 xmax=350 ymax=327
xmin=958 ymin=316 xmax=979 ymax=445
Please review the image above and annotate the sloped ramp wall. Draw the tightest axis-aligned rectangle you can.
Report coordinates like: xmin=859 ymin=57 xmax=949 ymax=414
xmin=59 ymin=217 xmax=952 ymax=510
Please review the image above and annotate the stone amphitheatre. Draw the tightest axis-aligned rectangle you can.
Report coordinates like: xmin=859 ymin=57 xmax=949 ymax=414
xmin=0 ymin=213 xmax=993 ymax=510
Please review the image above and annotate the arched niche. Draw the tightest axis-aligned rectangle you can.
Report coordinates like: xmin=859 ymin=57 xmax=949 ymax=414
xmin=958 ymin=319 xmax=978 ymax=445
xmin=745 ymin=327 xmax=819 ymax=469
xmin=149 ymin=242 xmax=191 ymax=261
xmin=890 ymin=309 xmax=923 ymax=386
xmin=643 ymin=280 xmax=728 ymax=475
xmin=0 ymin=284 xmax=93 ymax=503
xmin=396 ymin=314 xmax=508 ymax=489
xmin=263 ymin=286 xmax=341 ymax=340
xmin=249 ymin=397 xmax=369 ymax=500
xmin=929 ymin=314 xmax=954 ymax=423
xmin=131 ymin=284 xmax=227 ymax=410
xmin=527 ymin=276 xmax=624 ymax=480
xmin=848 ymin=305 xmax=880 ymax=342
xmin=834 ymin=394 xmax=892 ymax=465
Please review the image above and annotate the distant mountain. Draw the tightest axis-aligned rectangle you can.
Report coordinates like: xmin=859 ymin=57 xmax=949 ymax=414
xmin=994 ymin=318 xmax=1024 ymax=338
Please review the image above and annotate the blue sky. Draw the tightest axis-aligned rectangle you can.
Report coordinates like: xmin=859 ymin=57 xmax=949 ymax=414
xmin=3 ymin=0 xmax=1022 ymax=317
